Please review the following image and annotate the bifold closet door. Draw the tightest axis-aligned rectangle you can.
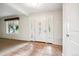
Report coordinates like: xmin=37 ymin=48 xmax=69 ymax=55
xmin=29 ymin=15 xmax=54 ymax=43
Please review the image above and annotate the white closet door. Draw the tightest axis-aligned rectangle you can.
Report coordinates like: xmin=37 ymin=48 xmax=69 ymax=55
xmin=35 ymin=15 xmax=48 ymax=42
xmin=29 ymin=15 xmax=54 ymax=43
xmin=29 ymin=18 xmax=36 ymax=41
xmin=47 ymin=15 xmax=54 ymax=43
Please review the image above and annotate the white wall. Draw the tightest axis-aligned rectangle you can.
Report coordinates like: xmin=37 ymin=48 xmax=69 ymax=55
xmin=0 ymin=10 xmax=62 ymax=45
xmin=0 ymin=15 xmax=30 ymax=41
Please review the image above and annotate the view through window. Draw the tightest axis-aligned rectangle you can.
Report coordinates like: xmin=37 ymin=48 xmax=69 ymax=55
xmin=6 ymin=20 xmax=19 ymax=34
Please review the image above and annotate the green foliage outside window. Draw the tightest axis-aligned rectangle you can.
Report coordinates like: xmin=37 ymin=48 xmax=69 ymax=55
xmin=8 ymin=24 xmax=19 ymax=34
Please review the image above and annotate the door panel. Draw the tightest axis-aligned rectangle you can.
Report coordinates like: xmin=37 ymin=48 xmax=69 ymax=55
xmin=29 ymin=15 xmax=54 ymax=43
xmin=63 ymin=3 xmax=79 ymax=56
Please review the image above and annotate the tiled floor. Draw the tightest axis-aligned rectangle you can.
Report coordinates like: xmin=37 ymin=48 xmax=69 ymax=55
xmin=0 ymin=39 xmax=62 ymax=56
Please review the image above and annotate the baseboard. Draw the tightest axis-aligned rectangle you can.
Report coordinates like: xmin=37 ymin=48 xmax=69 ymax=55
xmin=0 ymin=37 xmax=62 ymax=46
xmin=0 ymin=37 xmax=28 ymax=42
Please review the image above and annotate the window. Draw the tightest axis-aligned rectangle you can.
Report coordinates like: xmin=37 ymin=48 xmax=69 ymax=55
xmin=5 ymin=17 xmax=19 ymax=34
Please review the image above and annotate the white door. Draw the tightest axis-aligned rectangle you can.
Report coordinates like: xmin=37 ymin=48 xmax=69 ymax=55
xmin=29 ymin=15 xmax=54 ymax=43
xmin=63 ymin=3 xmax=79 ymax=56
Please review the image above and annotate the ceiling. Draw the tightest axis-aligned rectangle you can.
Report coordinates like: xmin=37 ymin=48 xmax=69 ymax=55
xmin=0 ymin=3 xmax=62 ymax=17
xmin=0 ymin=3 xmax=23 ymax=17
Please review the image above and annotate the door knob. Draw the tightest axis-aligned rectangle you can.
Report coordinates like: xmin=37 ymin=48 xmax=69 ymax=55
xmin=66 ymin=34 xmax=69 ymax=37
